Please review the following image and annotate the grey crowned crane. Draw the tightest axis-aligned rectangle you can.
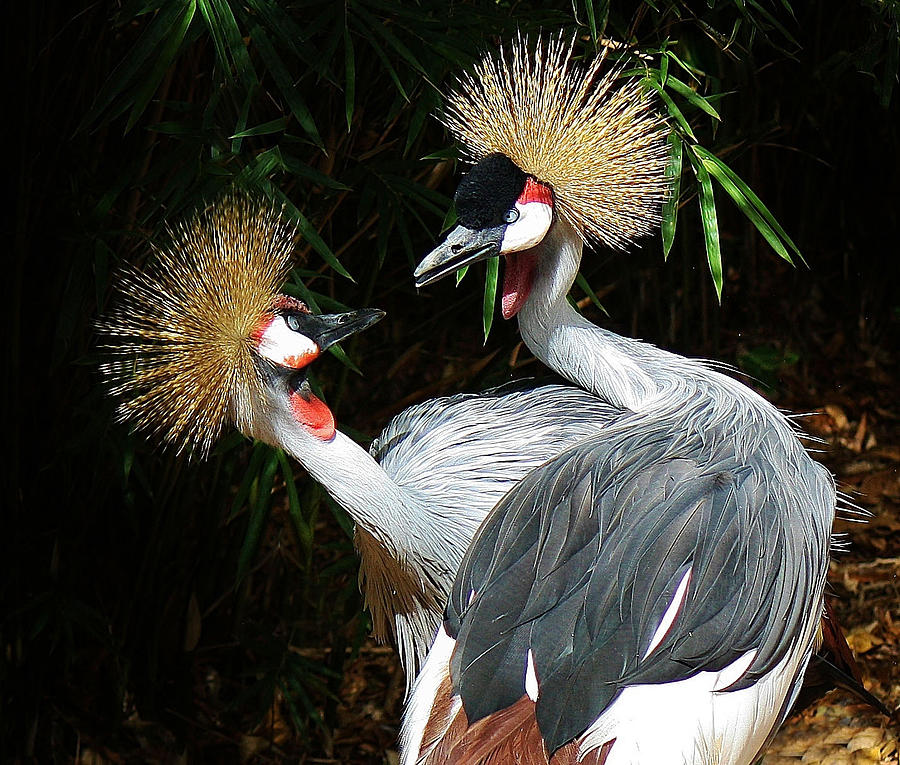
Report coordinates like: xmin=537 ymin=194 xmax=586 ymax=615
xmin=99 ymin=195 xmax=620 ymax=686
xmin=407 ymin=38 xmax=838 ymax=763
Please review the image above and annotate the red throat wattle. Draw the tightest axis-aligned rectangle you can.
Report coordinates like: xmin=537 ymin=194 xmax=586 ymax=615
xmin=290 ymin=390 xmax=336 ymax=440
xmin=501 ymin=252 xmax=537 ymax=320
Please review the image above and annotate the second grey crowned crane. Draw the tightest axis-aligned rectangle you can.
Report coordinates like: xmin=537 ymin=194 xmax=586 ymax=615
xmin=408 ymin=38 xmax=835 ymax=763
xmin=99 ymin=196 xmax=619 ymax=686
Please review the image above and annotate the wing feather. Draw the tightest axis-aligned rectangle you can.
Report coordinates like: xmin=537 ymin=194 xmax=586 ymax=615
xmin=445 ymin=416 xmax=831 ymax=755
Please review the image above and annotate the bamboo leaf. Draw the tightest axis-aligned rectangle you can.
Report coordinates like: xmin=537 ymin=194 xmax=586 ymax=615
xmin=327 ymin=343 xmax=363 ymax=375
xmin=230 ymin=116 xmax=289 ymax=139
xmin=352 ymin=18 xmax=408 ymax=101
xmin=455 ymin=265 xmax=468 ymax=285
xmin=745 ymin=0 xmax=800 ymax=48
xmin=343 ymin=20 xmax=355 ymax=132
xmin=643 ymin=78 xmax=696 ymax=141
xmin=695 ymin=148 xmax=794 ymax=265
xmin=82 ymin=1 xmax=192 ymax=129
xmin=279 ymin=150 xmax=349 ymax=190
xmin=244 ymin=0 xmax=332 ymax=81
xmin=662 ymin=132 xmax=682 ymax=259
xmin=584 ymin=0 xmax=598 ymax=44
xmin=285 ymin=275 xmax=322 ymax=313
xmin=251 ymin=24 xmax=323 ymax=149
xmin=229 ymin=442 xmax=268 ymax=521
xmin=273 ymin=189 xmax=354 ymax=281
xmin=209 ymin=0 xmax=258 ymax=92
xmin=230 ymin=83 xmax=256 ymax=154
xmin=353 ymin=4 xmax=426 ymax=76
xmin=234 ymin=147 xmax=281 ymax=185
xmin=276 ymin=449 xmax=311 ymax=554
xmin=404 ymin=94 xmax=431 ymax=156
xmin=197 ymin=0 xmax=229 ymax=77
xmin=691 ymin=151 xmax=723 ymax=301
xmin=482 ymin=256 xmax=499 ymax=342
xmin=236 ymin=447 xmax=279 ymax=584
xmin=575 ymin=272 xmax=609 ymax=316
xmin=664 ymin=49 xmax=704 ymax=83
xmin=693 ymin=145 xmax=802 ymax=263
xmin=664 ymin=76 xmax=722 ymax=121
xmin=125 ymin=0 xmax=196 ymax=132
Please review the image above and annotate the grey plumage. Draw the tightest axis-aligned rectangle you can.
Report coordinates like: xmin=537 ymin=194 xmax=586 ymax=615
xmin=374 ymin=381 xmax=621 ymax=509
xmin=99 ymin=197 xmax=632 ymax=695
xmin=364 ymin=382 xmax=622 ymax=676
xmin=445 ymin=402 xmax=832 ymax=754
xmin=407 ymin=39 xmax=840 ymax=763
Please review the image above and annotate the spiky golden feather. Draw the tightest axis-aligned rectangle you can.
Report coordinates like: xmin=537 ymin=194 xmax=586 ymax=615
xmin=98 ymin=197 xmax=297 ymax=456
xmin=442 ymin=35 xmax=670 ymax=249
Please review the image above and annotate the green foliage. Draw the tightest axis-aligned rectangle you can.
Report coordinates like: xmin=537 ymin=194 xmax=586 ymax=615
xmin=738 ymin=344 xmax=800 ymax=391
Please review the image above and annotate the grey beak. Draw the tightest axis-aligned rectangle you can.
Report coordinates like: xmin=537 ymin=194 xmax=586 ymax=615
xmin=310 ymin=308 xmax=386 ymax=350
xmin=414 ymin=224 xmax=505 ymax=288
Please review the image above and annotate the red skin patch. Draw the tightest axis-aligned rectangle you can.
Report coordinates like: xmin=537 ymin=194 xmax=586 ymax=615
xmin=518 ymin=177 xmax=553 ymax=206
xmin=290 ymin=390 xmax=336 ymax=440
xmin=250 ymin=314 xmax=273 ymax=345
xmin=281 ymin=349 xmax=319 ymax=369
xmin=501 ymin=251 xmax=538 ymax=320
xmin=500 ymin=178 xmax=551 ymax=319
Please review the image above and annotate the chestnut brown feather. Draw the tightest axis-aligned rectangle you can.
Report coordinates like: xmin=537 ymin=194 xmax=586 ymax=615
xmin=420 ymin=689 xmax=614 ymax=765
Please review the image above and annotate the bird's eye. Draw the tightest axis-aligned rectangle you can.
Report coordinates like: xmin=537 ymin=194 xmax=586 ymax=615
xmin=504 ymin=208 xmax=520 ymax=224
xmin=285 ymin=314 xmax=301 ymax=332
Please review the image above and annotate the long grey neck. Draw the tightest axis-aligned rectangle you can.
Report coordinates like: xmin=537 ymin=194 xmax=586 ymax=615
xmin=248 ymin=392 xmax=440 ymax=563
xmin=515 ymin=218 xmax=801 ymax=454
xmin=517 ymin=217 xmax=666 ymax=411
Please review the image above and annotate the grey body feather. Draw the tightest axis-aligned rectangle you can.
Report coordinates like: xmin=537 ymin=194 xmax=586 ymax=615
xmin=444 ymin=385 xmax=834 ymax=754
xmin=364 ymin=382 xmax=622 ymax=678
xmin=373 ymin=381 xmax=622 ymax=513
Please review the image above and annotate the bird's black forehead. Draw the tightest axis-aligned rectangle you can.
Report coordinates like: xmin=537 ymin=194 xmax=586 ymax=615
xmin=454 ymin=153 xmax=527 ymax=230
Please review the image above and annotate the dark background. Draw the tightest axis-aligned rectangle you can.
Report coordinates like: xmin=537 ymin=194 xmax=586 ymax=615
xmin=5 ymin=1 xmax=899 ymax=761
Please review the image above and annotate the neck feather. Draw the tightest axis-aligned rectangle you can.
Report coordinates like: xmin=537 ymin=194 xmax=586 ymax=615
xmin=517 ymin=218 xmax=661 ymax=410
xmin=514 ymin=220 xmax=804 ymax=452
xmin=246 ymin=388 xmax=458 ymax=679
xmin=252 ymin=394 xmax=423 ymax=555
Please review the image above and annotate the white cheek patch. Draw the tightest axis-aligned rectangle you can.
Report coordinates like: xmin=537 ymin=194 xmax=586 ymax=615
xmin=257 ymin=318 xmax=320 ymax=369
xmin=500 ymin=201 xmax=553 ymax=254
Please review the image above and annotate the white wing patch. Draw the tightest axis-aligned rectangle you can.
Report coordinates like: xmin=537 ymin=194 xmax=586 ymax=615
xmin=400 ymin=625 xmax=458 ymax=765
xmin=525 ymin=648 xmax=539 ymax=702
xmin=643 ymin=566 xmax=692 ymax=659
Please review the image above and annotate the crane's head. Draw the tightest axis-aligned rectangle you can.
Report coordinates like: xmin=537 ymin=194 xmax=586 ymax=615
xmin=99 ymin=195 xmax=383 ymax=456
xmin=251 ymin=296 xmax=383 ymax=442
xmin=414 ymin=152 xmax=555 ymax=319
xmin=414 ymin=35 xmax=668 ymax=318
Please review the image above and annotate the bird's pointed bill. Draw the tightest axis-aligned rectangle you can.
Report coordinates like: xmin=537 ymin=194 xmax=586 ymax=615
xmin=310 ymin=308 xmax=386 ymax=350
xmin=414 ymin=225 xmax=505 ymax=287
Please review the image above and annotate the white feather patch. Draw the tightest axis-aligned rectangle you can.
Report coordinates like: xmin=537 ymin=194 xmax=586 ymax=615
xmin=525 ymin=648 xmax=539 ymax=701
xmin=257 ymin=317 xmax=319 ymax=368
xmin=400 ymin=625 xmax=458 ymax=765
xmin=500 ymin=201 xmax=553 ymax=254
xmin=578 ymin=647 xmax=804 ymax=765
xmin=643 ymin=566 xmax=692 ymax=659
